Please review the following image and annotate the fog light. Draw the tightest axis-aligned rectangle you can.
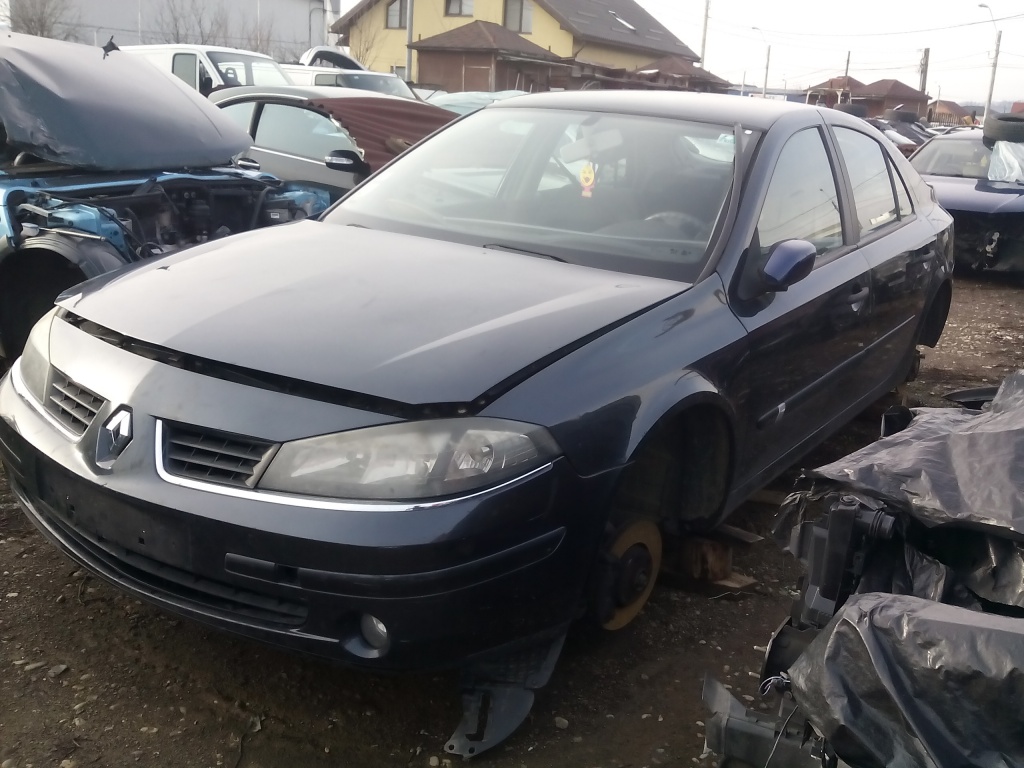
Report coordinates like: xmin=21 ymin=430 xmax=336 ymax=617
xmin=360 ymin=614 xmax=389 ymax=649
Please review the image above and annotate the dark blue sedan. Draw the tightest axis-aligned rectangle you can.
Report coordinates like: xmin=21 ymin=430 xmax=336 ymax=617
xmin=0 ymin=90 xmax=953 ymax=756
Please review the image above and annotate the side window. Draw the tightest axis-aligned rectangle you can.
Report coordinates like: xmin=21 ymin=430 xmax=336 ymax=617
xmin=834 ymin=127 xmax=899 ymax=236
xmin=254 ymin=104 xmax=358 ymax=160
xmin=220 ymin=102 xmax=256 ymax=135
xmin=757 ymin=128 xmax=843 ymax=257
xmin=171 ymin=53 xmax=198 ymax=89
xmin=315 ymin=73 xmax=340 ymax=86
xmin=892 ymin=165 xmax=914 ymax=218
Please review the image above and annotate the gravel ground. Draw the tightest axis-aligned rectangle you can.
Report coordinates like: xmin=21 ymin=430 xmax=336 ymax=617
xmin=1 ymin=273 xmax=1022 ymax=768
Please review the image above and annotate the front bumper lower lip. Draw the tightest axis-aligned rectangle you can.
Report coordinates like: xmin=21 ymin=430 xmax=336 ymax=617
xmin=153 ymin=419 xmax=556 ymax=513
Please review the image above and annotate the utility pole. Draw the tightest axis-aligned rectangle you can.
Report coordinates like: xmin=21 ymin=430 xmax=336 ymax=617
xmin=844 ymin=50 xmax=850 ymax=78
xmin=405 ymin=0 xmax=415 ymax=82
xmin=919 ymin=47 xmax=930 ymax=96
xmin=984 ymin=29 xmax=1001 ymax=121
xmin=762 ymin=45 xmax=771 ymax=97
xmin=700 ymin=0 xmax=710 ymax=65
xmin=739 ymin=70 xmax=746 ymax=96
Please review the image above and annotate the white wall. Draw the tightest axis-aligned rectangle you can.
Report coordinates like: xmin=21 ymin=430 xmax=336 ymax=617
xmin=67 ymin=0 xmax=334 ymax=61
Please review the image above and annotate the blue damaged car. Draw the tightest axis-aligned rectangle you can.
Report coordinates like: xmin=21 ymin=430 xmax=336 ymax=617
xmin=0 ymin=32 xmax=330 ymax=361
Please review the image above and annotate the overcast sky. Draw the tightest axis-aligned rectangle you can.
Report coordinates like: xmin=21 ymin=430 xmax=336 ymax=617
xmin=636 ymin=0 xmax=1024 ymax=105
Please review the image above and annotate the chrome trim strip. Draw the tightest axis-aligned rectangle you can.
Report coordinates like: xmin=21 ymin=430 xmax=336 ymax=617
xmin=153 ymin=420 xmax=554 ymax=512
xmin=10 ymin=359 xmax=82 ymax=443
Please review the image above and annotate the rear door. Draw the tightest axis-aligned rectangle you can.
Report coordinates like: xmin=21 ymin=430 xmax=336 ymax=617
xmin=728 ymin=125 xmax=877 ymax=483
xmin=829 ymin=124 xmax=936 ymax=388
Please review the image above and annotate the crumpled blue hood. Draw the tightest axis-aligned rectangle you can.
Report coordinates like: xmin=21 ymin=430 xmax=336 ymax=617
xmin=924 ymin=174 xmax=1024 ymax=215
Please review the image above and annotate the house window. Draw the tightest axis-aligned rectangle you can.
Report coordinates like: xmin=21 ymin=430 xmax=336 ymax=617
xmin=504 ymin=0 xmax=532 ymax=33
xmin=386 ymin=0 xmax=407 ymax=29
xmin=446 ymin=0 xmax=473 ymax=16
xmin=391 ymin=65 xmax=407 ymax=79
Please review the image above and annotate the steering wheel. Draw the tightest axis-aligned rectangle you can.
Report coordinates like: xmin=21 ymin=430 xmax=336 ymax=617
xmin=643 ymin=210 xmax=707 ymax=238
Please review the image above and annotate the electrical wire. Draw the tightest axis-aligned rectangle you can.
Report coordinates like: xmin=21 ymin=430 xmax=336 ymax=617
xmin=763 ymin=705 xmax=800 ymax=768
xmin=713 ymin=12 xmax=1024 ymax=39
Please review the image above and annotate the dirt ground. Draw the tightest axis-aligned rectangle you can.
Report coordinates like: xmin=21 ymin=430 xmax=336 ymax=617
xmin=2 ymin=273 xmax=1023 ymax=768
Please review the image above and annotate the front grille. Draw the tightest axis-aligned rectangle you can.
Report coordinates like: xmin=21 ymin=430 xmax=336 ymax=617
xmin=46 ymin=372 xmax=105 ymax=436
xmin=163 ymin=423 xmax=277 ymax=489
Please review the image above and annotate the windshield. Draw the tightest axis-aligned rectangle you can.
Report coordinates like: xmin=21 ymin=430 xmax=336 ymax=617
xmin=911 ymin=137 xmax=992 ymax=179
xmin=324 ymin=108 xmax=740 ymax=282
xmin=207 ymin=52 xmax=291 ymax=87
xmin=338 ymin=72 xmax=416 ymax=99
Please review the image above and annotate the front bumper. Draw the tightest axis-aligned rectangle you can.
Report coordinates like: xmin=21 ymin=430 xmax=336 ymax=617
xmin=0 ymin=334 xmax=612 ymax=670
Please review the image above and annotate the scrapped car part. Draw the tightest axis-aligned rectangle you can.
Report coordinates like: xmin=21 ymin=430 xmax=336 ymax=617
xmin=445 ymin=633 xmax=566 ymax=757
xmin=943 ymin=384 xmax=998 ymax=409
xmin=709 ymin=370 xmax=1024 ymax=768
xmin=833 ymin=102 xmax=867 ymax=118
xmin=983 ymin=111 xmax=1024 ymax=143
xmin=1 ymin=92 xmax=953 ymax=755
xmin=911 ymin=128 xmax=1024 ymax=272
xmin=597 ymin=519 xmax=663 ymax=630
xmin=0 ymin=33 xmax=330 ymax=360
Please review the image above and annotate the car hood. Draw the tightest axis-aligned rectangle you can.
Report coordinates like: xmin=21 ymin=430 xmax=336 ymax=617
xmin=0 ymin=32 xmax=251 ymax=171
xmin=924 ymin=175 xmax=1024 ymax=214
xmin=57 ymin=222 xmax=686 ymax=406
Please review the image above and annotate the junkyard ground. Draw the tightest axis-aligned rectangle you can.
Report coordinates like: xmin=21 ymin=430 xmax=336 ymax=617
xmin=2 ymin=273 xmax=1023 ymax=768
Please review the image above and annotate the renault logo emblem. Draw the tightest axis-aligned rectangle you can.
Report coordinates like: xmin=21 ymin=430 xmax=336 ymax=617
xmin=96 ymin=407 xmax=133 ymax=468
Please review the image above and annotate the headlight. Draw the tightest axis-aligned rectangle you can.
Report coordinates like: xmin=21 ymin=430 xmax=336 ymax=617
xmin=16 ymin=310 xmax=54 ymax=404
xmin=258 ymin=418 xmax=560 ymax=500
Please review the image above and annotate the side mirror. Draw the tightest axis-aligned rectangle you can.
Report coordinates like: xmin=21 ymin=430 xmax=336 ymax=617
xmin=325 ymin=149 xmax=371 ymax=178
xmin=761 ymin=239 xmax=817 ymax=292
xmin=235 ymin=156 xmax=261 ymax=172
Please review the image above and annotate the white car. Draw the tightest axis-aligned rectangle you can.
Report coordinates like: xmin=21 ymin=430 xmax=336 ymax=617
xmin=280 ymin=64 xmax=418 ymax=100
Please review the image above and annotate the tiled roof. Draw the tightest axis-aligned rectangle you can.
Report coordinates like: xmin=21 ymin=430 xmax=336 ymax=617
xmin=929 ymin=99 xmax=970 ymax=118
xmin=854 ymin=78 xmax=927 ymax=100
xmin=635 ymin=55 xmax=729 ymax=86
xmin=538 ymin=0 xmax=698 ymax=59
xmin=807 ymin=75 xmax=864 ymax=91
xmin=408 ymin=20 xmax=560 ymax=60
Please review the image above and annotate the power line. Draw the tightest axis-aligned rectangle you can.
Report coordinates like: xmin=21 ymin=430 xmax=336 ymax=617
xmin=713 ymin=12 xmax=1024 ymax=39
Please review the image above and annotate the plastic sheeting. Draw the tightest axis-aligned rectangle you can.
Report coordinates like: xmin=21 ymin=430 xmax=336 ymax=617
xmin=796 ymin=369 xmax=1024 ymax=537
xmin=989 ymin=140 xmax=1024 ymax=183
xmin=0 ymin=32 xmax=250 ymax=170
xmin=789 ymin=592 xmax=1024 ymax=768
xmin=310 ymin=97 xmax=457 ymax=172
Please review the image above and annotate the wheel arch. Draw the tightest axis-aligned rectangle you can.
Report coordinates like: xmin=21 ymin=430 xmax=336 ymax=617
xmin=919 ymin=278 xmax=952 ymax=348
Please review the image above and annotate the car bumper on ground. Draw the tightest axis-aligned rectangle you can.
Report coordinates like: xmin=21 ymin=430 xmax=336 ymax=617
xmin=0 ymin=358 xmax=611 ymax=671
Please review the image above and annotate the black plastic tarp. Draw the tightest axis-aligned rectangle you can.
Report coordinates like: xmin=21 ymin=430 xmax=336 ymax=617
xmin=787 ymin=370 xmax=1024 ymax=537
xmin=789 ymin=592 xmax=1024 ymax=768
xmin=0 ymin=32 xmax=250 ymax=170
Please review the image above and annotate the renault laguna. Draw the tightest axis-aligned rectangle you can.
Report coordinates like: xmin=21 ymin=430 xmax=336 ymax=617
xmin=0 ymin=91 xmax=953 ymax=755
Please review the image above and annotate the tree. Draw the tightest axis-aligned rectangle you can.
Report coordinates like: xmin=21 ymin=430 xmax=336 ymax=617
xmin=239 ymin=14 xmax=275 ymax=57
xmin=151 ymin=0 xmax=230 ymax=46
xmin=348 ymin=24 xmax=382 ymax=69
xmin=10 ymin=0 xmax=80 ymax=41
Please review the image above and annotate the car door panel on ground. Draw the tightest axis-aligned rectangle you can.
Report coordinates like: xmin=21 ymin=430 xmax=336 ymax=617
xmin=728 ymin=125 xmax=877 ymax=484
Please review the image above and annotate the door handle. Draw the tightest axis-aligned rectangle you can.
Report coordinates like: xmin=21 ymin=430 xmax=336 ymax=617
xmin=847 ymin=285 xmax=870 ymax=304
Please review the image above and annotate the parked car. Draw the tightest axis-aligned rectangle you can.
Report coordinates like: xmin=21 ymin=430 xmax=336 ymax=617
xmin=210 ymin=85 xmax=456 ymax=199
xmin=0 ymin=91 xmax=953 ymax=756
xmin=911 ymin=114 xmax=1024 ymax=272
xmin=280 ymin=64 xmax=419 ymax=100
xmin=298 ymin=45 xmax=367 ymax=71
xmin=0 ymin=33 xmax=329 ymax=363
xmin=121 ymin=43 xmax=293 ymax=96
xmin=428 ymin=89 xmax=528 ymax=115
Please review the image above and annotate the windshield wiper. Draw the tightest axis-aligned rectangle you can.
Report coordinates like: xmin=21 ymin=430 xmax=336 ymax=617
xmin=483 ymin=243 xmax=566 ymax=262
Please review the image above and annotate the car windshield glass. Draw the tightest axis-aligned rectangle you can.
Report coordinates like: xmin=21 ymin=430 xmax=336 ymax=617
xmin=338 ymin=72 xmax=415 ymax=99
xmin=911 ymin=137 xmax=992 ymax=179
xmin=207 ymin=52 xmax=291 ymax=86
xmin=323 ymin=108 xmax=742 ymax=282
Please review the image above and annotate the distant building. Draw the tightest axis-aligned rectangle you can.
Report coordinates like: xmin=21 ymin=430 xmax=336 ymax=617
xmin=7 ymin=0 xmax=340 ymax=61
xmin=805 ymin=76 xmax=864 ymax=108
xmin=333 ymin=0 xmax=703 ymax=84
xmin=928 ymin=99 xmax=973 ymax=126
xmin=803 ymin=75 xmax=928 ymax=117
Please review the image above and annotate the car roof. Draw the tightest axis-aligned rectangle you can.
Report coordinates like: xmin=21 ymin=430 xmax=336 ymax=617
xmin=208 ymin=84 xmax=404 ymax=103
xmin=920 ymin=128 xmax=984 ymax=142
xmin=281 ymin=64 xmax=396 ymax=77
xmin=489 ymin=91 xmax=829 ymax=131
xmin=121 ymin=44 xmax=276 ymax=59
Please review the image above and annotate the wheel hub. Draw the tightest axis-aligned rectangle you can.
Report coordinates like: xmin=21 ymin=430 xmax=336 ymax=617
xmin=601 ymin=520 xmax=663 ymax=631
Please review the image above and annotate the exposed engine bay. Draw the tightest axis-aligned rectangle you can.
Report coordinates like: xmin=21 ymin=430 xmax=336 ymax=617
xmin=7 ymin=176 xmax=330 ymax=261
